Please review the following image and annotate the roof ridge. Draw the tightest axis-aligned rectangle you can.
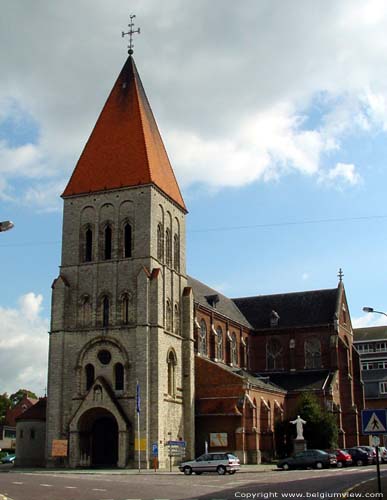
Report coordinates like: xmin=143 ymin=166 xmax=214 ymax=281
xmin=233 ymin=287 xmax=338 ymax=301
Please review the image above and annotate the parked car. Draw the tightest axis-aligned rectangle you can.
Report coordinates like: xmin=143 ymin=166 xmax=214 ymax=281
xmin=358 ymin=446 xmax=377 ymax=464
xmin=179 ymin=452 xmax=240 ymax=475
xmin=1 ymin=454 xmax=15 ymax=464
xmin=377 ymin=446 xmax=387 ymax=463
xmin=344 ymin=447 xmax=372 ymax=466
xmin=277 ymin=449 xmax=337 ymax=470
xmin=334 ymin=449 xmax=352 ymax=467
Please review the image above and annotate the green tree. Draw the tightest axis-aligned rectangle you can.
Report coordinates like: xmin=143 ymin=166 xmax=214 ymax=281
xmin=9 ymin=389 xmax=38 ymax=408
xmin=0 ymin=393 xmax=11 ymax=424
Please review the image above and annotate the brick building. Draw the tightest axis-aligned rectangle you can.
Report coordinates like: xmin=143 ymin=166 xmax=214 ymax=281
xmin=42 ymin=52 xmax=365 ymax=468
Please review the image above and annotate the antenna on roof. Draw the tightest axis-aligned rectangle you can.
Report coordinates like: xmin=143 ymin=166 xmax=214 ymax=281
xmin=337 ymin=268 xmax=344 ymax=282
xmin=122 ymin=14 xmax=141 ymax=55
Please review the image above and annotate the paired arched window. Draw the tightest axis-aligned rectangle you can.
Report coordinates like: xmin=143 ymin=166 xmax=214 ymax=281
xmin=167 ymin=350 xmax=177 ymax=397
xmin=174 ymin=304 xmax=180 ymax=335
xmin=173 ymin=234 xmax=180 ymax=272
xmin=216 ymin=327 xmax=223 ymax=361
xmin=305 ymin=338 xmax=322 ymax=368
xmin=104 ymin=225 xmax=112 ymax=260
xmin=165 ymin=229 xmax=172 ymax=266
xmin=231 ymin=333 xmax=238 ymax=365
xmin=267 ymin=338 xmax=283 ymax=370
xmin=85 ymin=364 xmax=94 ymax=391
xmin=166 ymin=300 xmax=172 ymax=331
xmin=199 ymin=320 xmax=207 ymax=355
xmin=115 ymin=363 xmax=124 ymax=391
xmin=124 ymin=223 xmax=132 ymax=258
xmin=157 ymin=223 xmax=163 ymax=261
xmin=80 ymin=295 xmax=92 ymax=326
xmin=102 ymin=296 xmax=110 ymax=327
xmin=85 ymin=228 xmax=93 ymax=262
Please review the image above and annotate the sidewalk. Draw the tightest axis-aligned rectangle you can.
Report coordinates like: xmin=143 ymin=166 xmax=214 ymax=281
xmin=0 ymin=463 xmax=276 ymax=475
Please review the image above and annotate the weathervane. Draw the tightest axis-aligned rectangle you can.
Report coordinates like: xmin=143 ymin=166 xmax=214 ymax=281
xmin=122 ymin=14 xmax=141 ymax=55
xmin=338 ymin=268 xmax=344 ymax=282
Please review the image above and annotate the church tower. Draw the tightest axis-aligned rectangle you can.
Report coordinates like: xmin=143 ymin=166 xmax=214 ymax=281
xmin=46 ymin=53 xmax=195 ymax=468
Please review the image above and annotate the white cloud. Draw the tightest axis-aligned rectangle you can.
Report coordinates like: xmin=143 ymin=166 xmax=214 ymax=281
xmin=0 ymin=293 xmax=49 ymax=395
xmin=302 ymin=273 xmax=309 ymax=281
xmin=352 ymin=313 xmax=387 ymax=328
xmin=320 ymin=162 xmax=362 ymax=187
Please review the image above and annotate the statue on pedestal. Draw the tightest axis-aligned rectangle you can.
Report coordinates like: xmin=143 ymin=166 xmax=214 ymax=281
xmin=290 ymin=415 xmax=306 ymax=440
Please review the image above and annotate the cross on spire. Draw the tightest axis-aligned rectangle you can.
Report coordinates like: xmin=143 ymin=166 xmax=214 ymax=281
xmin=122 ymin=14 xmax=141 ymax=55
xmin=338 ymin=268 xmax=344 ymax=282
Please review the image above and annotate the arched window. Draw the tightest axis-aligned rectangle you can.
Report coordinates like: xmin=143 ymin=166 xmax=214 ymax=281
xmin=80 ymin=295 xmax=92 ymax=326
xmin=121 ymin=293 xmax=130 ymax=324
xmin=102 ymin=296 xmax=110 ymax=327
xmin=305 ymin=338 xmax=322 ymax=368
xmin=165 ymin=229 xmax=172 ymax=266
xmin=85 ymin=228 xmax=93 ymax=262
xmin=157 ymin=223 xmax=163 ymax=261
xmin=85 ymin=364 xmax=94 ymax=391
xmin=267 ymin=338 xmax=283 ymax=370
xmin=199 ymin=320 xmax=207 ymax=356
xmin=167 ymin=350 xmax=177 ymax=397
xmin=115 ymin=363 xmax=124 ymax=391
xmin=104 ymin=225 xmax=112 ymax=260
xmin=216 ymin=327 xmax=223 ymax=361
xmin=173 ymin=234 xmax=180 ymax=272
xmin=124 ymin=223 xmax=132 ymax=258
xmin=166 ymin=300 xmax=172 ymax=331
xmin=174 ymin=304 xmax=180 ymax=335
xmin=231 ymin=333 xmax=238 ymax=365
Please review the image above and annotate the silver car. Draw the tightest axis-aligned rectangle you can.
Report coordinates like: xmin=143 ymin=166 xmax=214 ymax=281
xmin=179 ymin=452 xmax=240 ymax=475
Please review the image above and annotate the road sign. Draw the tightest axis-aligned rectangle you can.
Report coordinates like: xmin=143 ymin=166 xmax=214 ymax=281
xmin=166 ymin=440 xmax=186 ymax=447
xmin=372 ymin=436 xmax=381 ymax=446
xmin=152 ymin=443 xmax=158 ymax=456
xmin=361 ymin=409 xmax=387 ymax=435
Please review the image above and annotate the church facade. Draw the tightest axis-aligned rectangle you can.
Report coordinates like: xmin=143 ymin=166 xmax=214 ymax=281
xmin=44 ymin=54 xmax=365 ymax=469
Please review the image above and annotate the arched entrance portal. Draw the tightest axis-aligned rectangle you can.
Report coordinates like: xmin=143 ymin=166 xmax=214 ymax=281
xmin=79 ymin=408 xmax=119 ymax=467
xmin=92 ymin=417 xmax=118 ymax=466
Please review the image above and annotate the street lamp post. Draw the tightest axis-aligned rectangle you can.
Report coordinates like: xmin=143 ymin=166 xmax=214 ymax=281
xmin=362 ymin=307 xmax=387 ymax=318
xmin=0 ymin=220 xmax=14 ymax=232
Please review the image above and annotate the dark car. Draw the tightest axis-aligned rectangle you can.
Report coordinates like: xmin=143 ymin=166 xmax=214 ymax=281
xmin=358 ymin=446 xmax=377 ymax=464
xmin=277 ymin=449 xmax=337 ymax=470
xmin=335 ymin=449 xmax=352 ymax=467
xmin=0 ymin=454 xmax=15 ymax=464
xmin=344 ymin=447 xmax=373 ymax=466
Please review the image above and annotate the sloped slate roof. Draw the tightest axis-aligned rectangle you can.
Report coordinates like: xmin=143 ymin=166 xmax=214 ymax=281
xmin=233 ymin=288 xmax=339 ymax=329
xmin=62 ymin=56 xmax=186 ymax=211
xmin=188 ymin=276 xmax=252 ymax=328
xmin=16 ymin=398 xmax=47 ymax=422
xmin=354 ymin=326 xmax=387 ymax=342
xmin=264 ymin=370 xmax=333 ymax=392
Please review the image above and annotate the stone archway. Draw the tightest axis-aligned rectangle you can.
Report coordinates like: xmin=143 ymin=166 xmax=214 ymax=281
xmin=78 ymin=408 xmax=119 ymax=467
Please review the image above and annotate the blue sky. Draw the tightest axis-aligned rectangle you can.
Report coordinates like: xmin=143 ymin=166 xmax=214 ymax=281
xmin=1 ymin=0 xmax=387 ymax=396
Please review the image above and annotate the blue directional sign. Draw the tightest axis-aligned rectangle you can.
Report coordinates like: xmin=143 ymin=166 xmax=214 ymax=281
xmin=361 ymin=409 xmax=387 ymax=435
xmin=152 ymin=442 xmax=158 ymax=456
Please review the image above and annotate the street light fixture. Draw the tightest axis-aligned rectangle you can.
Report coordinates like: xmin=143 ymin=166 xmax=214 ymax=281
xmin=362 ymin=306 xmax=387 ymax=318
xmin=0 ymin=220 xmax=14 ymax=232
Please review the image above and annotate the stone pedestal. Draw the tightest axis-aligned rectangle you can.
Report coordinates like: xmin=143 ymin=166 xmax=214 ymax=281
xmin=293 ymin=439 xmax=306 ymax=454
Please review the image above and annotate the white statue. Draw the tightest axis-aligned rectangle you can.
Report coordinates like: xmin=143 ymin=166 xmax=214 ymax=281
xmin=290 ymin=415 xmax=306 ymax=440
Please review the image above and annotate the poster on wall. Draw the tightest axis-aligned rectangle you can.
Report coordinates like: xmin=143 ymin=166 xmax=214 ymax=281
xmin=52 ymin=439 xmax=68 ymax=457
xmin=210 ymin=433 xmax=228 ymax=447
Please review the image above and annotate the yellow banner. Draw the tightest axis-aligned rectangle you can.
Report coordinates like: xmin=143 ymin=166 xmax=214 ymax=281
xmin=134 ymin=437 xmax=147 ymax=451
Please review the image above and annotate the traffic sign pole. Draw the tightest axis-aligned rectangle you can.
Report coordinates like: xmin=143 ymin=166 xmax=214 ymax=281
xmin=375 ymin=442 xmax=381 ymax=495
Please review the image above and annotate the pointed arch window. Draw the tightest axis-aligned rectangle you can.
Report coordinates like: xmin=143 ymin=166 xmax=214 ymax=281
xmin=124 ymin=223 xmax=132 ymax=258
xmin=231 ymin=333 xmax=238 ymax=365
xmin=267 ymin=338 xmax=283 ymax=370
xmin=216 ymin=327 xmax=223 ymax=361
xmin=173 ymin=234 xmax=180 ymax=272
xmin=305 ymin=337 xmax=322 ymax=369
xmin=157 ymin=223 xmax=163 ymax=261
xmin=80 ymin=295 xmax=92 ymax=326
xmin=104 ymin=225 xmax=112 ymax=260
xmin=199 ymin=320 xmax=207 ymax=356
xmin=102 ymin=295 xmax=110 ymax=327
xmin=85 ymin=228 xmax=93 ymax=262
xmin=166 ymin=300 xmax=172 ymax=332
xmin=115 ymin=363 xmax=124 ymax=391
xmin=165 ymin=229 xmax=172 ymax=266
xmin=85 ymin=364 xmax=94 ymax=391
xmin=174 ymin=304 xmax=180 ymax=335
xmin=167 ymin=350 xmax=177 ymax=397
xmin=121 ymin=293 xmax=132 ymax=325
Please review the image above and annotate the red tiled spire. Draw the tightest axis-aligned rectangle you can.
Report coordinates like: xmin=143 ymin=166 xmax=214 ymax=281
xmin=62 ymin=57 xmax=186 ymax=212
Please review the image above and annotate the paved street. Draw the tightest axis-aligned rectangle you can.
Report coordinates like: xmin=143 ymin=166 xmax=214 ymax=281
xmin=1 ymin=465 xmax=386 ymax=500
